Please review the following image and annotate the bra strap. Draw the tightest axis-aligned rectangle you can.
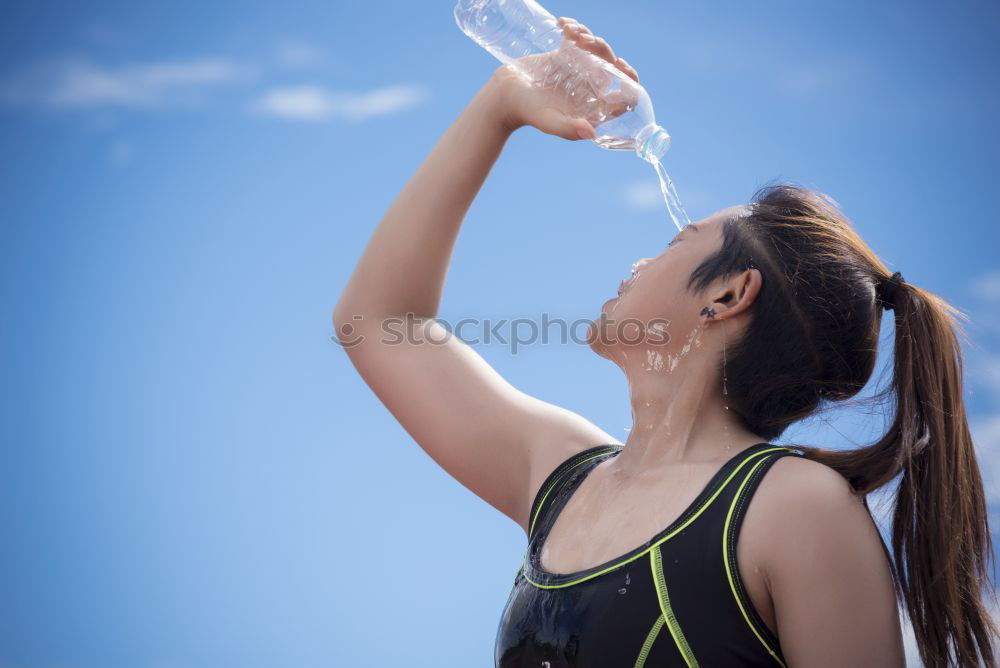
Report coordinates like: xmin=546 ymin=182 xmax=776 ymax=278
xmin=527 ymin=445 xmax=622 ymax=540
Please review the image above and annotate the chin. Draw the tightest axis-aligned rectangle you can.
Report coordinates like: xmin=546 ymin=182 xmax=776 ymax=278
xmin=585 ymin=318 xmax=611 ymax=360
xmin=588 ymin=299 xmax=626 ymax=361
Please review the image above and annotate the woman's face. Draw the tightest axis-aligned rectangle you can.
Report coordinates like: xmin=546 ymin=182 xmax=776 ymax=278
xmin=588 ymin=205 xmax=746 ymax=363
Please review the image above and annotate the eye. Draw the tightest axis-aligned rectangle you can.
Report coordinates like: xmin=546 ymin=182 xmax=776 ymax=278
xmin=666 ymin=236 xmax=680 ymax=248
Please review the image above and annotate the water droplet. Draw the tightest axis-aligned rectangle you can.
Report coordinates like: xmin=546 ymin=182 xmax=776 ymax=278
xmin=618 ymin=587 xmax=628 ymax=595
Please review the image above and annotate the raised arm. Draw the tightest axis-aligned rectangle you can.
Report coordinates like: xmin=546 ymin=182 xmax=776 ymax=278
xmin=333 ymin=19 xmax=636 ymax=533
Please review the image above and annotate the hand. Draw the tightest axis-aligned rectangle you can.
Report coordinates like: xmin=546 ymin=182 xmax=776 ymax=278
xmin=485 ymin=16 xmax=642 ymax=140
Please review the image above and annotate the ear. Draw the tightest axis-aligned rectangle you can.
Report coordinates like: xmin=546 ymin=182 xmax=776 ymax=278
xmin=708 ymin=268 xmax=762 ymax=321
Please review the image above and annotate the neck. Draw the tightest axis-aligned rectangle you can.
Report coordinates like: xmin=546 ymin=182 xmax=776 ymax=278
xmin=610 ymin=326 xmax=764 ymax=478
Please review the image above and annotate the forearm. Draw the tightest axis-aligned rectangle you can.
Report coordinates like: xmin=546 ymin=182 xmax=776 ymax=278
xmin=334 ymin=80 xmax=513 ymax=326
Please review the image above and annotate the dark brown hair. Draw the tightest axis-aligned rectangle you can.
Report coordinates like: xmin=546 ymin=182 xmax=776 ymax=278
xmin=688 ymin=183 xmax=997 ymax=667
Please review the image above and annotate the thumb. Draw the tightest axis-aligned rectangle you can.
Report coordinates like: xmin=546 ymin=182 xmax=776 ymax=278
xmin=535 ymin=107 xmax=596 ymax=141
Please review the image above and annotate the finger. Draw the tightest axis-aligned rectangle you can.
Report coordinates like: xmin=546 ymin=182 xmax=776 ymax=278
xmin=615 ymin=56 xmax=640 ymax=83
xmin=558 ymin=22 xmax=573 ymax=45
xmin=536 ymin=107 xmax=595 ymax=141
xmin=590 ymin=35 xmax=618 ymax=64
xmin=558 ymin=19 xmax=632 ymax=81
xmin=574 ymin=32 xmax=617 ymax=66
xmin=557 ymin=17 xmax=581 ymax=34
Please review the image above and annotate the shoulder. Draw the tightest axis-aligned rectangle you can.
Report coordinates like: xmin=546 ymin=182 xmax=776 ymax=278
xmin=743 ymin=452 xmax=904 ymax=664
xmin=749 ymin=453 xmax=874 ymax=556
xmin=757 ymin=452 xmax=858 ymax=508
xmin=738 ymin=452 xmax=885 ymax=583
xmin=739 ymin=453 xmax=860 ymax=540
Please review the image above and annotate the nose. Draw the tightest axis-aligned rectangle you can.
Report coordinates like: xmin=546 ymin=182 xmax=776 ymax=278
xmin=633 ymin=257 xmax=653 ymax=273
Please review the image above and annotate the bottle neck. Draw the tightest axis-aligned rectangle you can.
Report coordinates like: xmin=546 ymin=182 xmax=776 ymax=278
xmin=635 ymin=124 xmax=672 ymax=163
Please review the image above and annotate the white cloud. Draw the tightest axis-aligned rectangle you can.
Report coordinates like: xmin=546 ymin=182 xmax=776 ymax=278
xmin=250 ymin=83 xmax=430 ymax=122
xmin=623 ymin=181 xmax=663 ymax=210
xmin=621 ymin=180 xmax=716 ymax=223
xmin=274 ymin=39 xmax=329 ymax=69
xmin=972 ymin=271 xmax=1000 ymax=303
xmin=249 ymin=85 xmax=331 ymax=121
xmin=0 ymin=52 xmax=428 ymax=125
xmin=0 ymin=56 xmax=250 ymax=109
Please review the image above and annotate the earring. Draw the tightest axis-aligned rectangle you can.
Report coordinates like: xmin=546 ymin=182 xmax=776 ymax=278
xmin=699 ymin=306 xmax=716 ymax=319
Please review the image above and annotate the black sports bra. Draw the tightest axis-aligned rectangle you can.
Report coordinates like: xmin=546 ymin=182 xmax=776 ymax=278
xmin=493 ymin=442 xmax=805 ymax=667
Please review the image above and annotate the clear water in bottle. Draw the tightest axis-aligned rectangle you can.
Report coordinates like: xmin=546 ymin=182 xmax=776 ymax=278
xmin=454 ymin=0 xmax=691 ymax=231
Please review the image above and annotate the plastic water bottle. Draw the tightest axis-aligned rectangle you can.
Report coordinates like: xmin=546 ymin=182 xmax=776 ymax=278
xmin=454 ymin=0 xmax=672 ymax=164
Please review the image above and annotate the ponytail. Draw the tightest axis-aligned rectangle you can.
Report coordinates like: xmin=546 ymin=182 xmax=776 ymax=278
xmin=804 ymin=280 xmax=998 ymax=667
xmin=697 ymin=184 xmax=998 ymax=665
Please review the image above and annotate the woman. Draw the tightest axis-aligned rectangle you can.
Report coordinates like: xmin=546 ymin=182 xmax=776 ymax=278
xmin=333 ymin=16 xmax=997 ymax=667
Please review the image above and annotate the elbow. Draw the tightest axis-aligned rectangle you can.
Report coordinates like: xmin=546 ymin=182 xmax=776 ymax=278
xmin=332 ymin=283 xmax=364 ymax=329
xmin=332 ymin=301 xmax=349 ymax=331
xmin=332 ymin=300 xmax=359 ymax=342
xmin=332 ymin=303 xmax=368 ymax=351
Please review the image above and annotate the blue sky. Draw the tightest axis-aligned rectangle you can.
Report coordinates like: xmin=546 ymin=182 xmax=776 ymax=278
xmin=1 ymin=0 xmax=999 ymax=666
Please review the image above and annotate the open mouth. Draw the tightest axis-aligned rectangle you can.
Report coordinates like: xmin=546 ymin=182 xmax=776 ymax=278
xmin=618 ymin=277 xmax=638 ymax=297
xmin=618 ymin=266 xmax=638 ymax=296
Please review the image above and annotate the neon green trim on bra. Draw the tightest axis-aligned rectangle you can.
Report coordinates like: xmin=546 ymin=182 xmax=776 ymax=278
xmin=650 ymin=546 xmax=699 ymax=667
xmin=723 ymin=454 xmax=787 ymax=667
xmin=523 ymin=446 xmax=793 ymax=589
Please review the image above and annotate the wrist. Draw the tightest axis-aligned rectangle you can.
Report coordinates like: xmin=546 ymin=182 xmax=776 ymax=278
xmin=470 ymin=76 xmax=521 ymax=137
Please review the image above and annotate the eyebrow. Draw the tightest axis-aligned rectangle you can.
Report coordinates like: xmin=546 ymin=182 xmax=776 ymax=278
xmin=684 ymin=223 xmax=700 ymax=233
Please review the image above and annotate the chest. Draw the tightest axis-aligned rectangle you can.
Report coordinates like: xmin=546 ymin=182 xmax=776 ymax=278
xmin=537 ymin=461 xmax=777 ymax=639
